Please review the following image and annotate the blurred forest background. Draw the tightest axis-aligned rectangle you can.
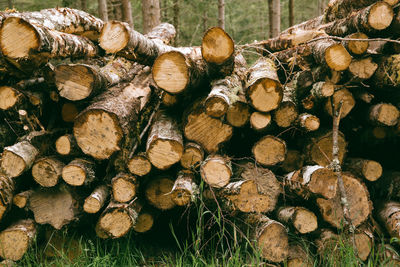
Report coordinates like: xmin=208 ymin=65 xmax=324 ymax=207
xmin=0 ymin=0 xmax=328 ymax=46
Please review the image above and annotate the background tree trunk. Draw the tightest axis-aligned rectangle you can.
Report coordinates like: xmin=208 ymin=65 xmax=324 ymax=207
xmin=98 ymin=0 xmax=109 ymax=21
xmin=318 ymin=0 xmax=326 ymax=16
xmin=122 ymin=0 xmax=133 ymax=27
xmin=218 ymin=0 xmax=225 ymax=30
xmin=7 ymin=0 xmax=12 ymax=9
xmin=173 ymin=0 xmax=179 ymax=44
xmin=80 ymin=0 xmax=87 ymax=11
xmin=268 ymin=0 xmax=281 ymax=37
xmin=289 ymin=0 xmax=294 ymax=27
xmin=142 ymin=0 xmax=161 ymax=34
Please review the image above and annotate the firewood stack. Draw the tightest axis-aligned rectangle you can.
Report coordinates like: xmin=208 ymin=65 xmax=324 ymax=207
xmin=0 ymin=1 xmax=399 ymax=264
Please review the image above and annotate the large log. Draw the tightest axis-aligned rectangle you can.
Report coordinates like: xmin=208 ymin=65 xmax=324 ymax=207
xmin=0 ymin=17 xmax=98 ymax=60
xmin=0 ymin=219 xmax=36 ymax=261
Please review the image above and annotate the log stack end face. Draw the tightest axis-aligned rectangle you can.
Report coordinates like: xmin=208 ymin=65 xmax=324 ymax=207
xmin=201 ymin=27 xmax=234 ymax=65
xmin=252 ymin=135 xmax=286 ymax=166
xmin=73 ymin=110 xmax=123 ymax=160
xmin=324 ymin=44 xmax=352 ymax=71
xmin=368 ymin=2 xmax=394 ymax=30
xmin=0 ymin=17 xmax=39 ymax=59
xmin=152 ymin=51 xmax=189 ymax=94
xmin=99 ymin=21 xmax=129 ymax=54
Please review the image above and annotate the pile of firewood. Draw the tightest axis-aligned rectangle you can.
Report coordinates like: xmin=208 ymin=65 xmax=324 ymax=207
xmin=0 ymin=0 xmax=399 ymax=265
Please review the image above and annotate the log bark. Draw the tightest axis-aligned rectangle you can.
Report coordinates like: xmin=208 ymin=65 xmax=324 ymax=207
xmin=83 ymin=185 xmax=109 ymax=214
xmin=0 ymin=219 xmax=36 ymax=261
xmin=73 ymin=81 xmax=149 ymax=160
xmin=317 ymin=173 xmax=371 ymax=228
xmin=304 ymin=130 xmax=347 ymax=166
xmin=246 ymin=57 xmax=283 ymax=112
xmin=297 ymin=113 xmax=320 ymax=132
xmin=127 ymin=152 xmax=152 ymax=176
xmin=29 ymin=186 xmax=80 ymax=229
xmin=378 ymin=201 xmax=400 ymax=239
xmin=0 ymin=17 xmax=98 ymax=61
xmin=62 ymin=158 xmax=96 ymax=186
xmin=277 ymin=206 xmax=318 ymax=234
xmin=180 ymin=142 xmax=204 ymax=169
xmin=222 ymin=161 xmax=281 ymax=213
xmin=183 ymin=102 xmax=233 ymax=153
xmin=145 ymin=176 xmax=175 ymax=210
xmin=311 ymin=38 xmax=352 ymax=71
xmin=111 ymin=172 xmax=138 ymax=203
xmin=218 ymin=0 xmax=225 ymax=29
xmin=98 ymin=0 xmax=109 ymax=21
xmin=252 ymin=135 xmax=286 ymax=166
xmin=343 ymin=158 xmax=382 ymax=182
xmin=0 ymin=174 xmax=14 ymax=221
xmin=284 ymin=165 xmax=337 ymax=199
xmin=170 ymin=170 xmax=198 ymax=206
xmin=121 ymin=0 xmax=133 ymax=26
xmin=200 ymin=155 xmax=232 ymax=188
xmin=96 ymin=201 xmax=141 ymax=239
xmin=32 ymin=156 xmax=65 ymax=187
xmin=1 ymin=140 xmax=39 ymax=178
xmin=369 ymin=103 xmax=400 ymax=126
xmin=142 ymin=0 xmax=161 ymax=34
xmin=13 ymin=190 xmax=33 ymax=209
xmin=55 ymin=134 xmax=80 ymax=157
xmin=373 ymin=54 xmax=400 ymax=87
xmin=269 ymin=0 xmax=281 ymax=38
xmin=273 ymin=87 xmax=298 ymax=128
xmin=146 ymin=111 xmax=183 ymax=170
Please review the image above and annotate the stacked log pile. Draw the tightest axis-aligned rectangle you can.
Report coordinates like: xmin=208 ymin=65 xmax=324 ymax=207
xmin=0 ymin=2 xmax=399 ymax=265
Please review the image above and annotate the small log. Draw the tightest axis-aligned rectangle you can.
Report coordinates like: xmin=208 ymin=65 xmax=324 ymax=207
xmin=83 ymin=185 xmax=109 ymax=214
xmin=29 ymin=186 xmax=80 ymax=229
xmin=42 ymin=228 xmax=82 ymax=261
xmin=226 ymin=100 xmax=250 ymax=128
xmin=133 ymin=209 xmax=155 ymax=233
xmin=317 ymin=173 xmax=371 ymax=228
xmin=352 ymin=87 xmax=374 ymax=104
xmin=250 ymin=112 xmax=272 ymax=132
xmin=61 ymin=102 xmax=80 ymax=123
xmin=245 ymin=57 xmax=283 ymax=112
xmin=280 ymin=150 xmax=304 ymax=173
xmin=111 ymin=172 xmax=138 ymax=203
xmin=304 ymin=130 xmax=347 ymax=166
xmin=273 ymin=87 xmax=298 ymax=128
xmin=311 ymin=38 xmax=352 ymax=71
xmin=0 ymin=219 xmax=36 ymax=261
xmin=146 ymin=111 xmax=183 ymax=170
xmin=277 ymin=206 xmax=318 ymax=234
xmin=32 ymin=157 xmax=64 ymax=187
xmin=343 ymin=32 xmax=369 ymax=55
xmin=55 ymin=134 xmax=80 ymax=157
xmin=1 ymin=141 xmax=38 ymax=178
xmin=0 ymin=17 xmax=98 ymax=60
xmin=297 ymin=113 xmax=320 ymax=132
xmin=369 ymin=103 xmax=400 ymax=126
xmin=284 ymin=165 xmax=337 ymax=199
xmin=170 ymin=170 xmax=198 ymax=206
xmin=0 ymin=86 xmax=26 ymax=111
xmin=310 ymin=82 xmax=335 ymax=100
xmin=180 ymin=142 xmax=204 ymax=169
xmin=161 ymin=92 xmax=178 ymax=107
xmin=347 ymin=57 xmax=378 ymax=81
xmin=145 ymin=176 xmax=175 ymax=210
xmin=184 ymin=103 xmax=233 ymax=153
xmin=13 ymin=189 xmax=33 ymax=209
xmin=200 ymin=155 xmax=232 ymax=188
xmin=0 ymin=174 xmax=14 ymax=221
xmin=252 ymin=135 xmax=286 ymax=166
xmin=242 ymin=214 xmax=289 ymax=263
xmin=222 ymin=161 xmax=281 ymax=213
xmin=343 ymin=158 xmax=382 ymax=182
xmin=74 ymin=81 xmax=149 ymax=160
xmin=354 ymin=227 xmax=373 ymax=261
xmin=62 ymin=158 xmax=95 ymax=186
xmin=286 ymin=244 xmax=313 ymax=267
xmin=127 ymin=152 xmax=152 ymax=177
xmin=96 ymin=201 xmax=140 ymax=239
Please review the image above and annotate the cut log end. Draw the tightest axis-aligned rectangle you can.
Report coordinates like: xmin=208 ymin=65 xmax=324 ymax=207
xmin=348 ymin=57 xmax=378 ymax=80
xmin=0 ymin=86 xmax=22 ymax=110
xmin=253 ymin=135 xmax=286 ymax=166
xmin=204 ymin=97 xmax=228 ymax=118
xmin=1 ymin=150 xmax=26 ymax=178
xmin=55 ymin=65 xmax=95 ymax=101
xmin=226 ymin=102 xmax=250 ymax=127
xmin=180 ymin=143 xmax=204 ymax=169
xmin=307 ymin=131 xmax=346 ymax=166
xmin=292 ymin=208 xmax=318 ymax=234
xmin=325 ymin=44 xmax=352 ymax=71
xmin=32 ymin=157 xmax=64 ymax=187
xmin=145 ymin=177 xmax=175 ymax=210
xmin=201 ymin=156 xmax=232 ymax=188
xmin=368 ymin=2 xmax=394 ymax=30
xmin=128 ymin=155 xmax=152 ymax=176
xmin=112 ymin=173 xmax=137 ymax=203
xmin=74 ymin=110 xmax=123 ymax=160
xmin=250 ymin=112 xmax=272 ymax=131
xmin=62 ymin=103 xmax=79 ymax=123
xmin=346 ymin=33 xmax=369 ymax=55
xmin=133 ymin=212 xmax=154 ymax=233
xmin=201 ymin=27 xmax=234 ymax=65
xmin=147 ymin=139 xmax=183 ymax=170
xmin=55 ymin=135 xmax=72 ymax=156
xmin=370 ymin=103 xmax=400 ymax=127
xmin=83 ymin=185 xmax=109 ymax=214
xmin=298 ymin=113 xmax=320 ymax=132
xmin=0 ymin=17 xmax=39 ymax=59
xmin=97 ymin=209 xmax=133 ymax=238
xmin=62 ymin=159 xmax=93 ymax=187
xmin=274 ymin=102 xmax=298 ymax=128
xmin=258 ymin=221 xmax=289 ymax=262
xmin=248 ymin=79 xmax=283 ymax=112
xmin=153 ymin=51 xmax=189 ymax=94
xmin=99 ymin=21 xmax=129 ymax=54
xmin=281 ymin=150 xmax=304 ymax=173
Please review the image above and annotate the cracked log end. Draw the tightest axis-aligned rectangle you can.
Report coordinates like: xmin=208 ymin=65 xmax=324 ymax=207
xmin=74 ymin=110 xmax=123 ymax=160
xmin=153 ymin=51 xmax=189 ymax=94
xmin=324 ymin=44 xmax=352 ymax=71
xmin=99 ymin=21 xmax=129 ymax=54
xmin=201 ymin=27 xmax=234 ymax=65
xmin=0 ymin=17 xmax=39 ymax=59
xmin=55 ymin=65 xmax=95 ymax=101
xmin=368 ymin=2 xmax=393 ymax=30
xmin=253 ymin=135 xmax=286 ymax=166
